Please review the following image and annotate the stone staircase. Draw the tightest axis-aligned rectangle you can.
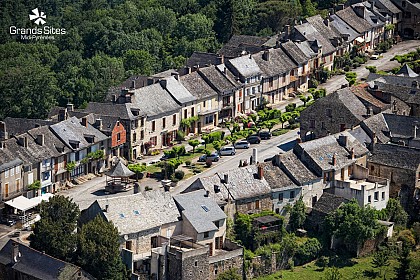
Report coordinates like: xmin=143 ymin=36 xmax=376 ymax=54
xmin=73 ymin=173 xmax=97 ymax=185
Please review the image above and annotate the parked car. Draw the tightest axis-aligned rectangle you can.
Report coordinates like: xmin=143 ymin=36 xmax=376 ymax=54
xmin=198 ymin=153 xmax=220 ymax=162
xmin=219 ymin=146 xmax=236 ymax=156
xmin=234 ymin=140 xmax=250 ymax=149
xmin=370 ymin=54 xmax=379 ymax=60
xmin=259 ymin=131 xmax=272 ymax=140
xmin=247 ymin=135 xmax=261 ymax=144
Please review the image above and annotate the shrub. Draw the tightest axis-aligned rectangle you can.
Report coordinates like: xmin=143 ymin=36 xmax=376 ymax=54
xmin=151 ymin=150 xmax=160 ymax=156
xmin=174 ymin=170 xmax=185 ymax=180
xmin=286 ymin=103 xmax=297 ymax=112
xmin=316 ymin=256 xmax=330 ymax=270
xmin=176 ymin=130 xmax=185 ymax=141
xmin=366 ymin=66 xmax=377 ymax=73
xmin=343 ymin=66 xmax=350 ymax=72
xmin=185 ymin=160 xmax=191 ymax=166
xmin=294 ymin=238 xmax=322 ymax=266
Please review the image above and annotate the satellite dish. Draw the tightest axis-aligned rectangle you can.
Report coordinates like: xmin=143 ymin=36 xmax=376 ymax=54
xmin=124 ymin=234 xmax=128 ymax=241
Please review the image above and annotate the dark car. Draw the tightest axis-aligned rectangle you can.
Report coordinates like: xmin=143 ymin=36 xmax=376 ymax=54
xmin=259 ymin=131 xmax=272 ymax=140
xmin=247 ymin=135 xmax=261 ymax=144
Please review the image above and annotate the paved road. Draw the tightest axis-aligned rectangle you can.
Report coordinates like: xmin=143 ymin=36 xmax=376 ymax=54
xmin=320 ymin=40 xmax=420 ymax=94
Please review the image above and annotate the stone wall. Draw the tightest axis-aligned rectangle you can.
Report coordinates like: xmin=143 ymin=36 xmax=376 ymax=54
xmin=236 ymin=195 xmax=272 ymax=215
xmin=166 ymin=245 xmax=209 ymax=280
xmin=209 ymin=239 xmax=244 ymax=280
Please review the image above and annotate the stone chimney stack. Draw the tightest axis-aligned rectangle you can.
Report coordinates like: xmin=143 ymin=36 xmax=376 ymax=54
xmin=257 ymin=164 xmax=264 ymax=180
xmin=67 ymin=103 xmax=74 ymax=112
xmin=350 ymin=148 xmax=355 ymax=160
xmin=263 ymin=50 xmax=270 ymax=61
xmin=11 ymin=241 xmax=20 ymax=264
xmin=0 ymin=121 xmax=8 ymax=140
xmin=332 ymin=153 xmax=337 ymax=166
xmin=131 ymin=80 xmax=136 ymax=89
xmin=223 ymin=174 xmax=229 ymax=184
xmin=96 ymin=119 xmax=103 ymax=130
xmin=205 ymin=190 xmax=209 ymax=197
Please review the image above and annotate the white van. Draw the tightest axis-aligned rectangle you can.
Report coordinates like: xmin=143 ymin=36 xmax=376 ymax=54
xmin=219 ymin=146 xmax=236 ymax=156
xmin=234 ymin=140 xmax=250 ymax=149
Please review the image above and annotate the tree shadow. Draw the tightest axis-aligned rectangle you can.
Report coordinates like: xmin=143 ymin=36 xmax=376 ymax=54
xmin=277 ymin=139 xmax=297 ymax=152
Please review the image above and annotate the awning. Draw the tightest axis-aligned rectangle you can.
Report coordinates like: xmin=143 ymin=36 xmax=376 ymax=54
xmin=5 ymin=193 xmax=54 ymax=211
xmin=355 ymin=37 xmax=365 ymax=44
xmin=5 ymin=196 xmax=38 ymax=212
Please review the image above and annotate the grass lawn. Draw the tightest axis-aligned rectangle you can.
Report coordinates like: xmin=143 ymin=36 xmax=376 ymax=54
xmin=255 ymin=256 xmax=399 ymax=280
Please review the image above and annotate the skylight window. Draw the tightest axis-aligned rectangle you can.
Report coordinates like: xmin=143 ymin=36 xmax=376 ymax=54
xmin=201 ymin=205 xmax=210 ymax=212
xmin=119 ymin=213 xmax=125 ymax=218
xmin=133 ymin=210 xmax=140 ymax=215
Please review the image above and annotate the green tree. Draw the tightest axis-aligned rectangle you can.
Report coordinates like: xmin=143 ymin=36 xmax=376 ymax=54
xmin=302 ymin=0 xmax=317 ymax=17
xmin=127 ymin=163 xmax=146 ymax=180
xmin=279 ymin=113 xmax=291 ymax=128
xmin=123 ymin=49 xmax=156 ymax=76
xmin=384 ymin=198 xmax=408 ymax=226
xmin=216 ymin=268 xmax=242 ymax=280
xmin=299 ymin=95 xmax=312 ymax=106
xmin=212 ymin=140 xmax=223 ymax=152
xmin=30 ymin=196 xmax=80 ymax=262
xmin=323 ymin=267 xmax=342 ymax=280
xmin=325 ymin=200 xmax=381 ymax=253
xmin=76 ymin=216 xmax=127 ymax=280
xmin=345 ymin=72 xmax=357 ymax=86
xmin=372 ymin=250 xmax=390 ymax=278
xmin=188 ymin=139 xmax=200 ymax=153
xmin=289 ymin=197 xmax=306 ymax=231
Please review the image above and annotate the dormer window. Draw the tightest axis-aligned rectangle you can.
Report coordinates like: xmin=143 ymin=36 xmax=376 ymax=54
xmin=69 ymin=140 xmax=80 ymax=149
xmin=131 ymin=109 xmax=140 ymax=116
xmin=84 ymin=134 xmax=95 ymax=143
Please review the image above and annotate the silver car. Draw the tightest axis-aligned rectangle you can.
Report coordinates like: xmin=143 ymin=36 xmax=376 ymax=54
xmin=219 ymin=146 xmax=236 ymax=156
xmin=234 ymin=140 xmax=250 ymax=149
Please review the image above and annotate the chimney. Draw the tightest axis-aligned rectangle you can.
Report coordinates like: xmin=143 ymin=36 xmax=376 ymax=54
xmin=369 ymin=0 xmax=375 ymax=10
xmin=354 ymin=5 xmax=366 ymax=19
xmin=18 ymin=136 xmax=28 ymax=148
xmin=219 ymin=55 xmax=224 ymax=64
xmin=11 ymin=241 xmax=20 ymax=264
xmin=372 ymin=132 xmax=377 ymax=144
xmin=67 ymin=103 xmax=74 ymax=112
xmin=332 ymin=153 xmax=337 ymax=166
xmin=104 ymin=204 xmax=109 ymax=212
xmin=81 ymin=117 xmax=88 ymax=128
xmin=257 ymin=164 xmax=264 ymax=180
xmin=160 ymin=79 xmax=167 ymax=89
xmin=112 ymin=94 xmax=117 ymax=103
xmin=263 ymin=50 xmax=270 ymax=61
xmin=133 ymin=183 xmax=139 ymax=194
xmin=338 ymin=135 xmax=348 ymax=147
xmin=125 ymin=94 xmax=132 ymax=103
xmin=0 ymin=121 xmax=8 ymax=140
xmin=223 ymin=174 xmax=229 ymax=184
xmin=284 ymin=25 xmax=291 ymax=39
xmin=204 ymin=190 xmax=209 ymax=197
xmin=366 ymin=106 xmax=372 ymax=117
xmin=214 ymin=185 xmax=220 ymax=193
xmin=223 ymin=67 xmax=227 ymax=75
xmin=336 ymin=4 xmax=345 ymax=11
xmin=131 ymin=80 xmax=136 ymax=89
xmin=36 ymin=134 xmax=45 ymax=146
xmin=349 ymin=148 xmax=355 ymax=159
xmin=249 ymin=53 xmax=252 ymax=59
xmin=95 ymin=118 xmax=103 ymax=130
xmin=414 ymin=125 xmax=418 ymax=139
xmin=324 ymin=18 xmax=330 ymax=27
xmin=412 ymin=81 xmax=419 ymax=89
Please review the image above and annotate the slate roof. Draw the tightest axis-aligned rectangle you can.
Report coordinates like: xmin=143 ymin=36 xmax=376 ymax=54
xmin=312 ymin=192 xmax=349 ymax=214
xmin=348 ymin=126 xmax=372 ymax=147
xmin=0 ymin=157 xmax=22 ymax=172
xmin=361 ymin=113 xmax=390 ymax=143
xmin=50 ymin=116 xmax=108 ymax=151
xmin=84 ymin=102 xmax=139 ymax=120
xmin=227 ymin=55 xmax=262 ymax=78
xmin=252 ymin=48 xmax=297 ymax=77
xmin=280 ymin=41 xmax=310 ymax=65
xmin=336 ymin=7 xmax=372 ymax=33
xmin=187 ymin=165 xmax=272 ymax=204
xmin=105 ymin=160 xmax=134 ymax=177
xmin=306 ymin=15 xmax=342 ymax=41
xmin=330 ymin=14 xmax=361 ymax=42
xmin=295 ymin=41 xmax=318 ymax=58
xmin=131 ymin=82 xmax=181 ymax=118
xmin=396 ymin=64 xmax=419 ymax=77
xmin=0 ymin=240 xmax=93 ymax=280
xmin=369 ymin=143 xmax=420 ymax=171
xmin=350 ymin=85 xmax=388 ymax=109
xmin=198 ymin=66 xmax=239 ymax=93
xmin=296 ymin=131 xmax=369 ymax=172
xmin=258 ymin=162 xmax=298 ymax=191
xmin=383 ymin=113 xmax=420 ymax=139
xmin=294 ymin=22 xmax=336 ymax=55
xmin=162 ymin=76 xmax=197 ymax=104
xmin=90 ymin=114 xmax=123 ymax=134
xmin=377 ymin=0 xmax=401 ymax=14
xmin=218 ymin=35 xmax=270 ymax=58
xmin=356 ymin=3 xmax=386 ymax=28
xmin=277 ymin=151 xmax=319 ymax=185
xmin=93 ymin=191 xmax=180 ymax=235
xmin=215 ymin=64 xmax=243 ymax=86
xmin=3 ymin=117 xmax=56 ymax=137
xmin=180 ymin=71 xmax=218 ymax=101
xmin=186 ymin=52 xmax=222 ymax=68
xmin=174 ymin=189 xmax=226 ymax=233
xmin=367 ymin=73 xmax=420 ymax=87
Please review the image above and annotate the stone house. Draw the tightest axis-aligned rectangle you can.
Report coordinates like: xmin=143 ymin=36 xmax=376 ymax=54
xmin=217 ymin=34 xmax=272 ymax=59
xmin=0 ymin=240 xmax=94 ymax=280
xmin=180 ymin=72 xmax=220 ymax=134
xmin=80 ymin=190 xmax=181 ymax=278
xmin=280 ymin=40 xmax=312 ymax=92
xmin=225 ymin=54 xmax=263 ymax=112
xmin=370 ymin=0 xmax=402 ymax=37
xmin=0 ymin=153 xmax=23 ymax=204
xmin=300 ymin=88 xmax=370 ymax=141
xmin=173 ymin=190 xmax=243 ymax=280
xmin=252 ymin=48 xmax=298 ymax=104
xmin=275 ymin=151 xmax=324 ymax=209
xmin=198 ymin=65 xmax=243 ymax=120
xmin=83 ymin=102 xmax=146 ymax=160
xmin=130 ymin=82 xmax=181 ymax=150
xmin=352 ymin=3 xmax=386 ymax=48
xmin=368 ymin=143 xmax=420 ymax=214
xmin=50 ymin=117 xmax=108 ymax=179
xmin=185 ymin=164 xmax=273 ymax=220
xmin=391 ymin=0 xmax=420 ymax=38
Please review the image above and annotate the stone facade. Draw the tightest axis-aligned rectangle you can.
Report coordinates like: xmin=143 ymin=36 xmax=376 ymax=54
xmin=235 ymin=195 xmax=272 ymax=215
xmin=166 ymin=245 xmax=209 ymax=280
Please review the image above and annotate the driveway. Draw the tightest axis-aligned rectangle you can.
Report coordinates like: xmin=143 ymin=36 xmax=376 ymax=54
xmin=320 ymin=40 xmax=420 ymax=94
